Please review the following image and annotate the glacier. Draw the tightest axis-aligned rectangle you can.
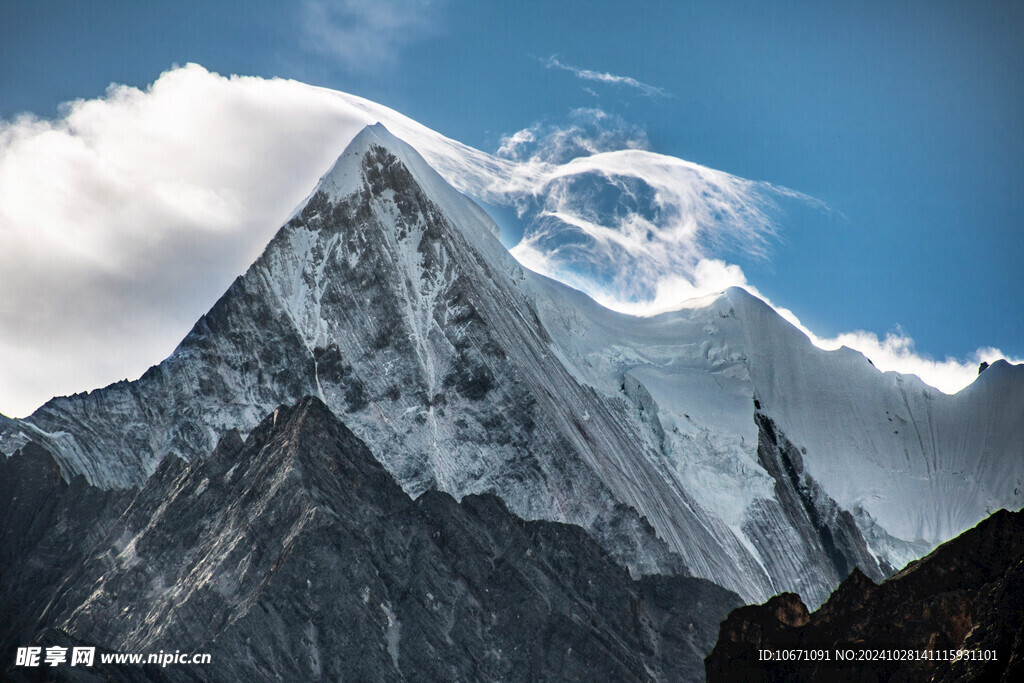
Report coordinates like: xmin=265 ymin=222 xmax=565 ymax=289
xmin=2 ymin=124 xmax=1022 ymax=608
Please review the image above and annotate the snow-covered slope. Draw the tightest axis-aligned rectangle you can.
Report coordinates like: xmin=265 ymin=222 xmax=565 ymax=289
xmin=733 ymin=291 xmax=1024 ymax=546
xmin=528 ymin=278 xmax=1024 ymax=569
xmin=2 ymin=125 xmax=1022 ymax=608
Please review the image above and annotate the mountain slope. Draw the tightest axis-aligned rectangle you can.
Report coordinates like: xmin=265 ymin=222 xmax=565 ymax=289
xmin=1 ymin=397 xmax=741 ymax=682
xmin=526 ymin=275 xmax=1024 ymax=585
xmin=2 ymin=124 xmax=1021 ymax=608
xmin=0 ymin=124 xmax=762 ymax=599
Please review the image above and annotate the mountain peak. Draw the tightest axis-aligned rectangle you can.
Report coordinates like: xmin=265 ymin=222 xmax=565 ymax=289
xmin=306 ymin=122 xmax=502 ymax=244
xmin=312 ymin=123 xmax=406 ymax=201
xmin=314 ymin=123 xmax=436 ymax=200
xmin=353 ymin=121 xmax=407 ymax=152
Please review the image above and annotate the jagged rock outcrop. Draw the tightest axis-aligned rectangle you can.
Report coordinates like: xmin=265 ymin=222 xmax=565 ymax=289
xmin=0 ymin=443 xmax=131 ymax=657
xmin=1 ymin=397 xmax=740 ymax=682
xmin=705 ymin=508 xmax=1024 ymax=682
xmin=741 ymin=412 xmax=886 ymax=607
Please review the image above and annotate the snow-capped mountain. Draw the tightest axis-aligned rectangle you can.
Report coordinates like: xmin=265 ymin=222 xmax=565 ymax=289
xmin=2 ymin=124 xmax=1021 ymax=608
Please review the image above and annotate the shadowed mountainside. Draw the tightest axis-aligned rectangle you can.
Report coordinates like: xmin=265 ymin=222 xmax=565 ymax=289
xmin=2 ymin=397 xmax=740 ymax=682
xmin=705 ymin=508 xmax=1024 ymax=682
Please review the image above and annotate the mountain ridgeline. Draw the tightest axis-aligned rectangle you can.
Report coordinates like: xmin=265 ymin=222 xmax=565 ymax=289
xmin=1 ymin=397 xmax=741 ymax=682
xmin=2 ymin=124 xmax=1022 ymax=617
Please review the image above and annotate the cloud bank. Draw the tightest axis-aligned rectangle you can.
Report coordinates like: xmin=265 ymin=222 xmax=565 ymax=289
xmin=0 ymin=65 xmax=1014 ymax=416
xmin=0 ymin=66 xmax=382 ymax=417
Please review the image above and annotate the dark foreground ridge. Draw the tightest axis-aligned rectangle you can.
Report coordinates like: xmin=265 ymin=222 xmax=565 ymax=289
xmin=1 ymin=396 xmax=740 ymax=682
xmin=705 ymin=507 xmax=1024 ymax=682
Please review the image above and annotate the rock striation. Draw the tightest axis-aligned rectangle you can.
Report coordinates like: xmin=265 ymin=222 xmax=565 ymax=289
xmin=2 ymin=397 xmax=741 ymax=682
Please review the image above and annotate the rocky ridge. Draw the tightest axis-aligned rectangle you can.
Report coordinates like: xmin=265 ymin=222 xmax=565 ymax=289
xmin=2 ymin=397 xmax=741 ymax=682
xmin=705 ymin=508 xmax=1024 ymax=682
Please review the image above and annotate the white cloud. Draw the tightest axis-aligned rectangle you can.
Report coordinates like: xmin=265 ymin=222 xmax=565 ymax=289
xmin=507 ymin=146 xmax=786 ymax=305
xmin=496 ymin=108 xmax=649 ymax=164
xmin=0 ymin=65 xmax=1012 ymax=416
xmin=301 ymin=0 xmax=442 ymax=73
xmin=0 ymin=65 xmax=383 ymax=417
xmin=544 ymin=56 xmax=668 ymax=97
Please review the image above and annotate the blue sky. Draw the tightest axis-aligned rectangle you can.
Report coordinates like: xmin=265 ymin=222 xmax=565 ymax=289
xmin=1 ymin=0 xmax=1022 ymax=414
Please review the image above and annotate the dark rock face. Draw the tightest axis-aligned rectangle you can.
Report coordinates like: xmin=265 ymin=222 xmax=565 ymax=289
xmin=705 ymin=509 xmax=1024 ymax=682
xmin=741 ymin=412 xmax=887 ymax=608
xmin=0 ymin=443 xmax=131 ymax=657
xmin=2 ymin=397 xmax=740 ymax=682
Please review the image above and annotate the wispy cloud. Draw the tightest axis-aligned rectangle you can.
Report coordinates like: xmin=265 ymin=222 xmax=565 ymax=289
xmin=543 ymin=56 xmax=668 ymax=97
xmin=495 ymin=108 xmax=649 ymax=164
xmin=301 ymin=0 xmax=443 ymax=73
xmin=507 ymin=146 xmax=783 ymax=308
